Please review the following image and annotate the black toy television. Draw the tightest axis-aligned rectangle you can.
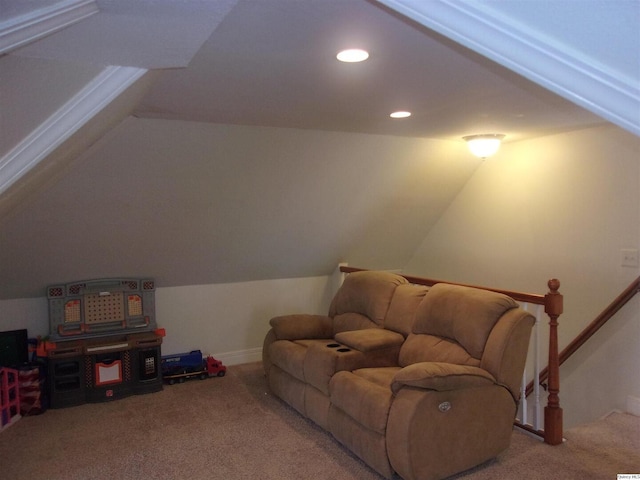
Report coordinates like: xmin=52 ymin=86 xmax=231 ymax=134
xmin=0 ymin=328 xmax=28 ymax=368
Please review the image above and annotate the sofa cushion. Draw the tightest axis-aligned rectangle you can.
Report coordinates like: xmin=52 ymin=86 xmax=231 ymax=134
xmin=480 ymin=307 xmax=535 ymax=400
xmin=390 ymin=362 xmax=496 ymax=395
xmin=329 ymin=271 xmax=407 ymax=327
xmin=411 ymin=283 xmax=518 ymax=360
xmin=352 ymin=366 xmax=400 ymax=389
xmin=329 ymin=370 xmax=395 ymax=435
xmin=332 ymin=312 xmax=380 ymax=334
xmin=399 ymin=333 xmax=480 ymax=367
xmin=268 ymin=340 xmax=308 ymax=381
xmin=334 ymin=328 xmax=404 ymax=352
xmin=383 ymin=283 xmax=429 ymax=337
xmin=267 ymin=339 xmax=328 ymax=381
xmin=270 ymin=314 xmax=333 ymax=340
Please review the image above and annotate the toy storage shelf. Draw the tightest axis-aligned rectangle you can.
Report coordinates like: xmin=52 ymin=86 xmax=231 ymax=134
xmin=46 ymin=331 xmax=163 ymax=408
xmin=0 ymin=367 xmax=21 ymax=431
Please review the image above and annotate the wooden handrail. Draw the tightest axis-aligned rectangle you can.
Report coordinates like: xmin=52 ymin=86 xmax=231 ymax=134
xmin=339 ymin=265 xmax=564 ymax=444
xmin=525 ymin=275 xmax=640 ymax=397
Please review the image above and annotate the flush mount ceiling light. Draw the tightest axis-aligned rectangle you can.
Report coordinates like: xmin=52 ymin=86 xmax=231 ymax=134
xmin=336 ymin=48 xmax=369 ymax=63
xmin=463 ymin=134 xmax=505 ymax=158
xmin=390 ymin=111 xmax=411 ymax=119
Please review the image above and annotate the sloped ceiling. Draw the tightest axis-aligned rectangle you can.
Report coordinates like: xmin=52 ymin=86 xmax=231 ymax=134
xmin=11 ymin=0 xmax=238 ymax=68
xmin=0 ymin=0 xmax=637 ymax=299
xmin=381 ymin=0 xmax=640 ymax=137
xmin=1 ymin=0 xmax=237 ymax=211
xmin=0 ymin=117 xmax=479 ymax=298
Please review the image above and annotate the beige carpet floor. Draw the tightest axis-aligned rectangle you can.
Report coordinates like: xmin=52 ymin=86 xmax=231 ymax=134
xmin=1 ymin=361 xmax=638 ymax=479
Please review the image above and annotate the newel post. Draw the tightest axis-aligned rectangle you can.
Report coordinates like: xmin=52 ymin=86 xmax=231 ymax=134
xmin=544 ymin=278 xmax=563 ymax=445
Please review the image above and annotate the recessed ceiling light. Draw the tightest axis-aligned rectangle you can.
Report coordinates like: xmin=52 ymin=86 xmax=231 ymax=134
xmin=390 ymin=111 xmax=411 ymax=119
xmin=336 ymin=49 xmax=369 ymax=63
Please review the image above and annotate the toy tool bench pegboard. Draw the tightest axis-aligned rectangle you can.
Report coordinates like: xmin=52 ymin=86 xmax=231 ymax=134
xmin=45 ymin=278 xmax=164 ymax=408
xmin=48 ymin=278 xmax=157 ymax=340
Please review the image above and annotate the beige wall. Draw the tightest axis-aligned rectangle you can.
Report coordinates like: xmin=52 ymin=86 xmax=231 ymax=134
xmin=403 ymin=124 xmax=640 ymax=427
xmin=155 ymin=274 xmax=340 ymax=364
xmin=0 ymin=273 xmax=340 ymax=366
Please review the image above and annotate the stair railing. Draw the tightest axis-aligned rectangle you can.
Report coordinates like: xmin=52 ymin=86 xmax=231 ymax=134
xmin=522 ymin=275 xmax=640 ymax=430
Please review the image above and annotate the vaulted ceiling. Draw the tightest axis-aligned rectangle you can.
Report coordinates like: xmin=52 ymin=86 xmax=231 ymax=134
xmin=131 ymin=0 xmax=604 ymax=141
xmin=0 ymin=0 xmax=638 ymax=299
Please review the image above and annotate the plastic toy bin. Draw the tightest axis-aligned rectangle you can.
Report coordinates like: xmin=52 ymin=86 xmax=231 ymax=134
xmin=1 ymin=367 xmax=21 ymax=430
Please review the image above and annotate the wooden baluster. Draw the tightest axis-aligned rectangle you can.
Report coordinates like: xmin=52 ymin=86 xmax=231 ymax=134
xmin=544 ymin=278 xmax=563 ymax=445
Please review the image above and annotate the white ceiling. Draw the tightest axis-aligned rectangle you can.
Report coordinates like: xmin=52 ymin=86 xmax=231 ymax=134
xmin=131 ymin=0 xmax=605 ymax=142
xmin=7 ymin=0 xmax=606 ymax=143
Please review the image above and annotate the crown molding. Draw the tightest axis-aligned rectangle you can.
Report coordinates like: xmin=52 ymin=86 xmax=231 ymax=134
xmin=379 ymin=0 xmax=639 ymax=137
xmin=0 ymin=0 xmax=99 ymax=54
xmin=0 ymin=65 xmax=147 ymax=197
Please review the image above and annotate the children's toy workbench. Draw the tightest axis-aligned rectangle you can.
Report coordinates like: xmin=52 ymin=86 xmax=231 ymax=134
xmin=45 ymin=278 xmax=164 ymax=408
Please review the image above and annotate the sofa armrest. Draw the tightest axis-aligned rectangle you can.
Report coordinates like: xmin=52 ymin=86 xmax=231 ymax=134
xmin=269 ymin=314 xmax=333 ymax=340
xmin=334 ymin=328 xmax=404 ymax=352
xmin=391 ymin=362 xmax=496 ymax=395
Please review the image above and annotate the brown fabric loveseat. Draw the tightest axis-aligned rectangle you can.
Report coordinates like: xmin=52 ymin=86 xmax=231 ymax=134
xmin=262 ymin=271 xmax=534 ymax=480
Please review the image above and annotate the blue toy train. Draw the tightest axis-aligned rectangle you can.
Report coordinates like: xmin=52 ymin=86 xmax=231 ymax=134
xmin=160 ymin=350 xmax=226 ymax=384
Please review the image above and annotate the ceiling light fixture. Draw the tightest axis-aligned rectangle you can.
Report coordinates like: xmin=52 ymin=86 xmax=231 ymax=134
xmin=336 ymin=49 xmax=369 ymax=63
xmin=463 ymin=134 xmax=505 ymax=158
xmin=390 ymin=111 xmax=411 ymax=119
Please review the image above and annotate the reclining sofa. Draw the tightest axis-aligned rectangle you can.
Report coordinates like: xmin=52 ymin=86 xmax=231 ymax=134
xmin=262 ymin=271 xmax=534 ymax=480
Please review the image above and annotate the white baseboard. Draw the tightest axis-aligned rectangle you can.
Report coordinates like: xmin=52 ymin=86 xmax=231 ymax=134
xmin=215 ymin=347 xmax=262 ymax=366
xmin=627 ymin=395 xmax=640 ymax=417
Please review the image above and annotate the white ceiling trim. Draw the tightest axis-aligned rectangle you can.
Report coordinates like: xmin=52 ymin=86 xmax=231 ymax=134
xmin=0 ymin=0 xmax=99 ymax=54
xmin=378 ymin=0 xmax=639 ymax=137
xmin=0 ymin=65 xmax=147 ymax=197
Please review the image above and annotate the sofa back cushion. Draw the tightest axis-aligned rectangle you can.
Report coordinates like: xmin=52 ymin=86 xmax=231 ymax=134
xmin=384 ymin=283 xmax=429 ymax=337
xmin=333 ymin=313 xmax=381 ymax=333
xmin=481 ymin=307 xmax=535 ymax=399
xmin=329 ymin=271 xmax=407 ymax=334
xmin=399 ymin=283 xmax=518 ymax=367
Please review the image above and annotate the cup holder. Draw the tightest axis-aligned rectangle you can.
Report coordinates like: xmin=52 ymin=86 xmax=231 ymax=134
xmin=337 ymin=348 xmax=351 ymax=352
xmin=326 ymin=343 xmax=340 ymax=348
